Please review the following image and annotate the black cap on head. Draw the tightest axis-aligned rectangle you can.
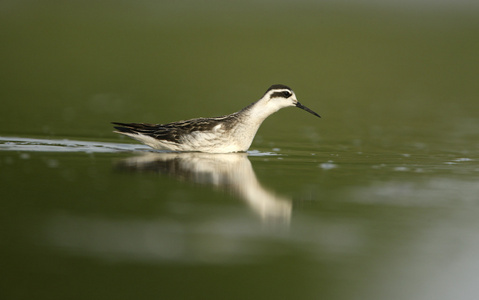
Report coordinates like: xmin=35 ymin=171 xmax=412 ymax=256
xmin=265 ymin=84 xmax=292 ymax=94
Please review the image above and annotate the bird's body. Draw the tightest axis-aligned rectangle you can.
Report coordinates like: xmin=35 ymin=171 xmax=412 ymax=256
xmin=112 ymin=84 xmax=320 ymax=153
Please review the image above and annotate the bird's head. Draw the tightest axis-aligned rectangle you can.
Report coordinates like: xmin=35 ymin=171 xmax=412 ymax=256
xmin=260 ymin=84 xmax=321 ymax=118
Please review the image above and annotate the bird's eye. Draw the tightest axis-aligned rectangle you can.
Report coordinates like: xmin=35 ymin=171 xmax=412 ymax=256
xmin=283 ymin=91 xmax=292 ymax=98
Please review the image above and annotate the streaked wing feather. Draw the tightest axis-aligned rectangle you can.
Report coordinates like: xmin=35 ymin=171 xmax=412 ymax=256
xmin=112 ymin=114 xmax=239 ymax=144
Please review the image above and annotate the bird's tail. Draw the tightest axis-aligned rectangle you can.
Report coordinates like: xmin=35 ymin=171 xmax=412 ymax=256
xmin=111 ymin=122 xmax=157 ymax=135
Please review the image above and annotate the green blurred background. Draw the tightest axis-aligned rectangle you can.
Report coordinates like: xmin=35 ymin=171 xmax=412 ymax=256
xmin=2 ymin=0 xmax=478 ymax=146
xmin=2 ymin=1 xmax=479 ymax=300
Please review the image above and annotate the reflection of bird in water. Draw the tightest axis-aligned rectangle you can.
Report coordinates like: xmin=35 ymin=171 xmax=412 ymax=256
xmin=117 ymin=152 xmax=292 ymax=225
xmin=112 ymin=84 xmax=320 ymax=153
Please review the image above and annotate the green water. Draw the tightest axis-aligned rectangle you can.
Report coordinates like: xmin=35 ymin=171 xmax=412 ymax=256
xmin=1 ymin=2 xmax=479 ymax=300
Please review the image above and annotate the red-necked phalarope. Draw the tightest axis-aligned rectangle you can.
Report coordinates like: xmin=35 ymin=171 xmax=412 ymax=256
xmin=112 ymin=84 xmax=320 ymax=153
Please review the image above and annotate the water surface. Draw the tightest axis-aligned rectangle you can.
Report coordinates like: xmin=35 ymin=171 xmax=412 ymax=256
xmin=2 ymin=131 xmax=478 ymax=299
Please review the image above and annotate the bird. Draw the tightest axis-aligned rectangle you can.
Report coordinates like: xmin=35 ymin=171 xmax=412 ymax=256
xmin=112 ymin=84 xmax=320 ymax=153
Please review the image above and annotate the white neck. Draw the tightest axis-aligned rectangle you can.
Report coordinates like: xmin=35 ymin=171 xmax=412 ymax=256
xmin=229 ymin=99 xmax=283 ymax=151
xmin=240 ymin=99 xmax=283 ymax=126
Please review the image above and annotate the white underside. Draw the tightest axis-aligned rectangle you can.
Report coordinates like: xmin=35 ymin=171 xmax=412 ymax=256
xmin=116 ymin=124 xmax=256 ymax=153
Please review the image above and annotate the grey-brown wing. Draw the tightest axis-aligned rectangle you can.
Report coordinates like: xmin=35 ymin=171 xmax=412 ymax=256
xmin=112 ymin=118 xmax=227 ymax=144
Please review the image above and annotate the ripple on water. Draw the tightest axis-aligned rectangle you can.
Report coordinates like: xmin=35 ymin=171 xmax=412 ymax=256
xmin=0 ymin=136 xmax=278 ymax=156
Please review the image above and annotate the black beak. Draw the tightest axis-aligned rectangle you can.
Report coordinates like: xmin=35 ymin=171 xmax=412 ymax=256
xmin=296 ymin=102 xmax=321 ymax=118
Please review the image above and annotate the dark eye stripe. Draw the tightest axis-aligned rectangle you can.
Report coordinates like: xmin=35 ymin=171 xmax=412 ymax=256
xmin=271 ymin=90 xmax=292 ymax=98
